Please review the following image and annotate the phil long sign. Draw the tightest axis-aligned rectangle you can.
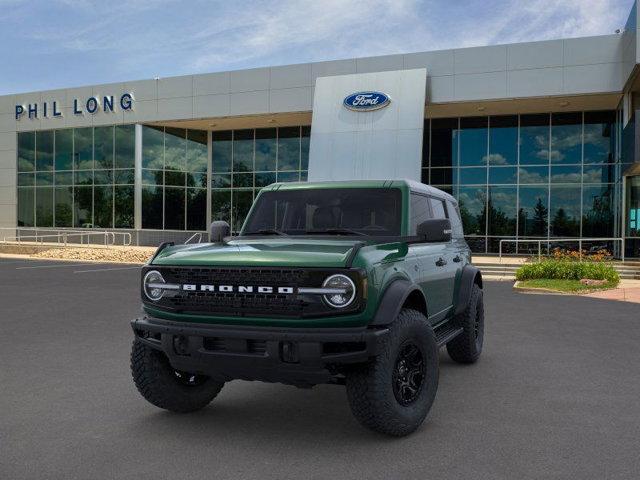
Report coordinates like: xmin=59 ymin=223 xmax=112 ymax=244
xmin=15 ymin=93 xmax=134 ymax=120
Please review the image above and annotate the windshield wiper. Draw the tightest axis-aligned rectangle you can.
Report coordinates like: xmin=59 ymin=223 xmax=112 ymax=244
xmin=305 ymin=228 xmax=366 ymax=236
xmin=244 ymin=228 xmax=288 ymax=236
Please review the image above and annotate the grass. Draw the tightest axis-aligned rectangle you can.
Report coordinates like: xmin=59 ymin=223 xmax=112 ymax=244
xmin=515 ymin=278 xmax=618 ymax=293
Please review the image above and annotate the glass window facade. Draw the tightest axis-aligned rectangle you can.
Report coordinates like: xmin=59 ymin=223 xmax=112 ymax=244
xmin=211 ymin=126 xmax=310 ymax=232
xmin=423 ymin=111 xmax=619 ymax=253
xmin=17 ymin=125 xmax=135 ymax=228
xmin=15 ymin=113 xmax=619 ymax=252
xmin=141 ymin=126 xmax=208 ymax=231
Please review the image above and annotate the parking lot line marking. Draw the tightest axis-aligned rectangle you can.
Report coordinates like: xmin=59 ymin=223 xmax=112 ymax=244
xmin=16 ymin=263 xmax=92 ymax=270
xmin=74 ymin=266 xmax=142 ymax=273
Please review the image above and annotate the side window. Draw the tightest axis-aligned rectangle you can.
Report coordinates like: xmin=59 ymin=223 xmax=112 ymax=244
xmin=410 ymin=193 xmax=431 ymax=234
xmin=429 ymin=197 xmax=447 ymax=219
xmin=446 ymin=200 xmax=464 ymax=238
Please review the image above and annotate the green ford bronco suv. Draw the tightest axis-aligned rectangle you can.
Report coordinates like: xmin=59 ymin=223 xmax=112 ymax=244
xmin=131 ymin=179 xmax=484 ymax=436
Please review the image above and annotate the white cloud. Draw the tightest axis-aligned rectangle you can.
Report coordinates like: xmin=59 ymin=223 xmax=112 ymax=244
xmin=1 ymin=0 xmax=634 ymax=92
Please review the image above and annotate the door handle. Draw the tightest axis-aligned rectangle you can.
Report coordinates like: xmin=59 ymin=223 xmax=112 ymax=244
xmin=435 ymin=257 xmax=447 ymax=267
xmin=453 ymin=255 xmax=462 ymax=263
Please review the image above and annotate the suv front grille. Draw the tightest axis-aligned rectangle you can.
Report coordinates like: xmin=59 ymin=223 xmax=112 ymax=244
xmin=143 ymin=266 xmax=362 ymax=319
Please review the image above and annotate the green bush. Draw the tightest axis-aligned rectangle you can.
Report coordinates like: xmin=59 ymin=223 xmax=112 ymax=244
xmin=515 ymin=260 xmax=619 ymax=284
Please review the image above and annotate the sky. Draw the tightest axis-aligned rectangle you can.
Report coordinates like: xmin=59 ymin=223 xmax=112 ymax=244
xmin=0 ymin=0 xmax=636 ymax=95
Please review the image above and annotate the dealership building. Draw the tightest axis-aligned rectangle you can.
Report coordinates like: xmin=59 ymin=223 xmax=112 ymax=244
xmin=2 ymin=4 xmax=640 ymax=256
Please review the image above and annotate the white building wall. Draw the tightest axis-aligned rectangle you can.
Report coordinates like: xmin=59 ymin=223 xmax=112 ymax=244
xmin=308 ymin=69 xmax=426 ymax=182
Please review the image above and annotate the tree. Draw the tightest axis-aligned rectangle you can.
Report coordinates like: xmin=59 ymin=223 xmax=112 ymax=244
xmin=532 ymin=198 xmax=548 ymax=236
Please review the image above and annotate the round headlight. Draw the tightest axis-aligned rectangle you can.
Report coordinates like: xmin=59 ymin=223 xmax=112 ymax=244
xmin=322 ymin=274 xmax=356 ymax=309
xmin=143 ymin=270 xmax=165 ymax=301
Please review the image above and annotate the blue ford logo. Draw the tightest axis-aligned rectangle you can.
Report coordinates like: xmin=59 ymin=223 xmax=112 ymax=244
xmin=343 ymin=91 xmax=391 ymax=111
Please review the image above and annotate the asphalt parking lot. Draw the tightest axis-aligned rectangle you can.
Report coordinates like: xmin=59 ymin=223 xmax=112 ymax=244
xmin=1 ymin=258 xmax=639 ymax=480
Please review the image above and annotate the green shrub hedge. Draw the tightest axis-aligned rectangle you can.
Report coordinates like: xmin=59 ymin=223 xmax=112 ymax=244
xmin=515 ymin=260 xmax=619 ymax=284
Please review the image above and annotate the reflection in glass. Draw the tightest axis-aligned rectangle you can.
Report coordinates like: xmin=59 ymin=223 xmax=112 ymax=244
xmin=212 ymin=174 xmax=231 ymax=188
xmin=301 ymin=126 xmax=310 ymax=170
xmin=459 ymin=167 xmax=486 ymax=185
xmin=255 ymin=172 xmax=276 ymax=187
xmin=164 ymin=170 xmax=185 ymax=187
xmin=519 ymin=166 xmax=548 ymax=184
xmin=165 ymin=128 xmax=186 ymax=171
xmin=277 ymin=171 xmax=300 ymax=183
xmin=582 ymin=184 xmax=614 ymax=237
xmin=35 ymin=172 xmax=53 ymax=186
xmin=94 ymin=185 xmax=113 ymax=228
xmin=488 ymin=186 xmax=517 ymax=236
xmin=18 ymin=132 xmax=35 ymax=172
xmin=186 ymin=130 xmax=208 ymax=173
xmin=187 ymin=188 xmax=207 ymax=231
xmin=430 ymin=168 xmax=453 ymax=185
xmin=164 ymin=187 xmax=185 ymax=230
xmin=113 ymin=169 xmax=134 ymax=185
xmin=18 ymin=173 xmax=34 ymax=187
xmin=255 ymin=128 xmax=277 ymax=171
xmin=115 ymin=125 xmax=135 ymax=169
xmin=519 ymin=114 xmax=549 ymax=165
xmin=142 ymin=126 xmax=164 ymax=170
xmin=142 ymin=169 xmax=163 ymax=186
xmin=584 ymin=111 xmax=615 ymax=164
xmin=551 ymin=113 xmax=581 ymax=164
xmin=36 ymin=131 xmax=54 ymax=171
xmin=17 ymin=188 xmax=34 ymax=226
xmin=94 ymin=126 xmax=114 ymax=169
xmin=232 ymin=189 xmax=254 ymax=232
xmin=458 ymin=117 xmax=487 ymax=166
xmin=488 ymin=116 xmax=517 ymax=166
xmin=74 ymin=128 xmax=93 ymax=170
xmin=549 ymin=185 xmax=580 ymax=237
xmin=431 ymin=118 xmax=457 ymax=168
xmin=74 ymin=186 xmax=92 ymax=227
xmin=94 ymin=169 xmax=113 ymax=185
xmin=212 ymin=190 xmax=231 ymax=225
xmin=518 ymin=186 xmax=548 ymax=236
xmin=55 ymin=129 xmax=73 ymax=171
xmin=142 ymin=186 xmax=163 ymax=229
xmin=212 ymin=131 xmax=232 ymax=173
xmin=488 ymin=167 xmax=517 ymax=184
xmin=626 ymin=176 xmax=640 ymax=237
xmin=277 ymin=127 xmax=299 ymax=171
xmin=114 ymin=186 xmax=134 ymax=228
xmin=233 ymin=173 xmax=253 ymax=188
xmin=35 ymin=187 xmax=54 ymax=227
xmin=75 ymin=169 xmax=93 ymax=186
xmin=456 ymin=187 xmax=486 ymax=235
xmin=233 ymin=130 xmax=253 ymax=172
xmin=550 ymin=165 xmax=581 ymax=183
xmin=584 ymin=165 xmax=615 ymax=184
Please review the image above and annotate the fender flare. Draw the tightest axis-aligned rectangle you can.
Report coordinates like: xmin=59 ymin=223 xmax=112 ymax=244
xmin=454 ymin=265 xmax=483 ymax=316
xmin=369 ymin=279 xmax=427 ymax=326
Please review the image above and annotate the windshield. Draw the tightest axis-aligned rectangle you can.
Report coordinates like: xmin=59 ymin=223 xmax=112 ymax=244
xmin=242 ymin=188 xmax=402 ymax=236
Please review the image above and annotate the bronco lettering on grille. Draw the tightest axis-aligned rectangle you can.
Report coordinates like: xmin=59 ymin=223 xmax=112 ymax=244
xmin=180 ymin=284 xmax=295 ymax=294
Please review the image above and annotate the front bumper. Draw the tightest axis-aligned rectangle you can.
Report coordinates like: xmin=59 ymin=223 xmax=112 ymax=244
xmin=131 ymin=316 xmax=389 ymax=387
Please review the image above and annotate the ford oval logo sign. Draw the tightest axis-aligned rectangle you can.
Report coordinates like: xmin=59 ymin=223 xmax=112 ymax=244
xmin=343 ymin=91 xmax=391 ymax=111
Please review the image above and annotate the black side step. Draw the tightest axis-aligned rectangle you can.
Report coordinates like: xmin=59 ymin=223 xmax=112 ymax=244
xmin=434 ymin=326 xmax=463 ymax=347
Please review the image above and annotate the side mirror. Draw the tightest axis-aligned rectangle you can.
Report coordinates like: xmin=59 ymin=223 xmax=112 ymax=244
xmin=209 ymin=221 xmax=230 ymax=243
xmin=417 ymin=218 xmax=452 ymax=243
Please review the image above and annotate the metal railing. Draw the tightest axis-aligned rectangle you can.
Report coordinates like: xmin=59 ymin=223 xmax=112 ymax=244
xmin=0 ymin=228 xmax=132 ymax=248
xmin=184 ymin=232 xmax=203 ymax=244
xmin=498 ymin=238 xmax=626 ymax=262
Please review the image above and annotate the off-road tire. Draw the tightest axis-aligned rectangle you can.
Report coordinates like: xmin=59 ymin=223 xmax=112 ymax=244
xmin=345 ymin=309 xmax=439 ymax=436
xmin=131 ymin=340 xmax=224 ymax=413
xmin=447 ymin=283 xmax=484 ymax=364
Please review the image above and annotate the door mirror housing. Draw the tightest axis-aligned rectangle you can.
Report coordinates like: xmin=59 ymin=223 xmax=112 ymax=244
xmin=417 ymin=218 xmax=452 ymax=243
xmin=209 ymin=221 xmax=230 ymax=243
